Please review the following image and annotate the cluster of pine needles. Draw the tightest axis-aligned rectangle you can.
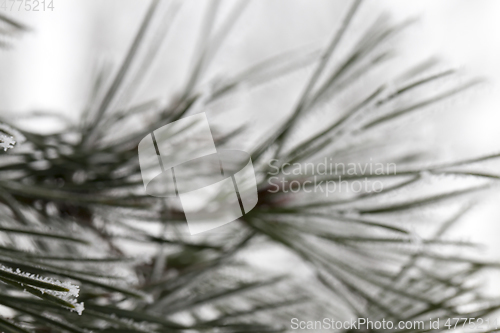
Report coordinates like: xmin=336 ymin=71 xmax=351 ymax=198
xmin=1 ymin=1 xmax=500 ymax=332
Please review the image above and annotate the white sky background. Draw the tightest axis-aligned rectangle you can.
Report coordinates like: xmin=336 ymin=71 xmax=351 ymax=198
xmin=2 ymin=0 xmax=500 ymax=291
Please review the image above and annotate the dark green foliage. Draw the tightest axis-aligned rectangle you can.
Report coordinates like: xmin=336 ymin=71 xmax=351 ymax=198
xmin=0 ymin=1 xmax=498 ymax=332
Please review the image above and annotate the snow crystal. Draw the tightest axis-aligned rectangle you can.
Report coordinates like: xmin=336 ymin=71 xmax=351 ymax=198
xmin=0 ymin=123 xmax=25 ymax=149
xmin=0 ymin=265 xmax=85 ymax=315
xmin=0 ymin=134 xmax=15 ymax=151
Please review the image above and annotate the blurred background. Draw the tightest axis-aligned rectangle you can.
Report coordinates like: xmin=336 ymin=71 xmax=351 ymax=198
xmin=1 ymin=0 xmax=500 ymax=292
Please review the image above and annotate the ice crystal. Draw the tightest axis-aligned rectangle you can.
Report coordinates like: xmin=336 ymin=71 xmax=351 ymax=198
xmin=0 ymin=265 xmax=84 ymax=315
xmin=0 ymin=123 xmax=25 ymax=151
xmin=0 ymin=134 xmax=15 ymax=151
